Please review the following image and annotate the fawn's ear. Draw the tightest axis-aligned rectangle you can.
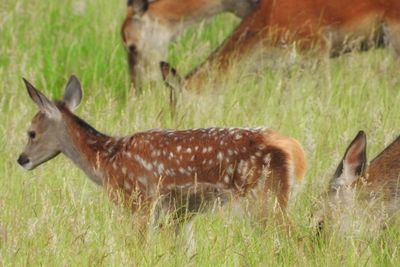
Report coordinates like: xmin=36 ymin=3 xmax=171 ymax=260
xmin=63 ymin=75 xmax=82 ymax=111
xmin=23 ymin=78 xmax=60 ymax=119
xmin=160 ymin=61 xmax=182 ymax=92
xmin=331 ymin=131 xmax=367 ymax=188
xmin=128 ymin=0 xmax=149 ymax=16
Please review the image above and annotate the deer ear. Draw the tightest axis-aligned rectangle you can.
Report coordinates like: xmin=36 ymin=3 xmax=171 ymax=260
xmin=160 ymin=61 xmax=183 ymax=92
xmin=63 ymin=75 xmax=82 ymax=111
xmin=331 ymin=131 xmax=367 ymax=188
xmin=23 ymin=78 xmax=60 ymax=119
xmin=128 ymin=0 xmax=149 ymax=16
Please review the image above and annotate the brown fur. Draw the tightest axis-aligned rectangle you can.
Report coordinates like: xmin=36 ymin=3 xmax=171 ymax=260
xmin=18 ymin=76 xmax=306 ymax=225
xmin=63 ymin=111 xmax=305 ymax=213
xmin=360 ymin=136 xmax=400 ymax=199
xmin=177 ymin=0 xmax=400 ymax=89
xmin=121 ymin=0 xmax=258 ymax=89
xmin=315 ymin=132 xmax=400 ymax=233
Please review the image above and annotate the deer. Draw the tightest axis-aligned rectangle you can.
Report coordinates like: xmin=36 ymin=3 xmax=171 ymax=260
xmin=312 ymin=131 xmax=400 ymax=235
xmin=17 ymin=75 xmax=306 ymax=234
xmin=121 ymin=0 xmax=259 ymax=90
xmin=160 ymin=0 xmax=400 ymax=91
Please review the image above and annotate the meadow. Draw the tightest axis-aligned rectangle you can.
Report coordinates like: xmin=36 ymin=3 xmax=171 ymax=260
xmin=1 ymin=0 xmax=400 ymax=266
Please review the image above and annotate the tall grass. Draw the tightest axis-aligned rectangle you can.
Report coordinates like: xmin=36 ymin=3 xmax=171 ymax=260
xmin=1 ymin=0 xmax=399 ymax=266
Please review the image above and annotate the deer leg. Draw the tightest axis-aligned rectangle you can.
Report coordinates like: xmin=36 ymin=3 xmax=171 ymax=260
xmin=177 ymin=220 xmax=197 ymax=258
xmin=147 ymin=194 xmax=171 ymax=241
xmin=265 ymin=169 xmax=294 ymax=233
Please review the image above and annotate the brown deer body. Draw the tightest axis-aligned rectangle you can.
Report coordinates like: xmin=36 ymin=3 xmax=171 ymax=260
xmin=121 ymin=0 xmax=259 ymax=89
xmin=17 ymin=75 xmax=306 ymax=225
xmin=314 ymin=131 xmax=400 ymax=233
xmin=162 ymin=0 xmax=400 ymax=90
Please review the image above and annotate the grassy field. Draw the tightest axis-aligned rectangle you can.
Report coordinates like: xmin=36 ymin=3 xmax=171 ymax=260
xmin=1 ymin=0 xmax=400 ymax=266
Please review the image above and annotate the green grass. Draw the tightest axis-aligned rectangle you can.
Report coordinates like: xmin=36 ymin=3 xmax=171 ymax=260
xmin=1 ymin=0 xmax=400 ymax=266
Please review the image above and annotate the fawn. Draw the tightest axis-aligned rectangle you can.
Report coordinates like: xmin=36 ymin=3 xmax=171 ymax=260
xmin=121 ymin=0 xmax=258 ymax=89
xmin=17 ymin=75 xmax=306 ymax=227
xmin=313 ymin=131 xmax=400 ymax=234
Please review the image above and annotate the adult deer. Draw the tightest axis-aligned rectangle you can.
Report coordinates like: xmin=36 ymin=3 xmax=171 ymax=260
xmin=121 ymin=0 xmax=259 ymax=90
xmin=161 ymin=0 xmax=400 ymax=90
xmin=313 ymin=131 xmax=400 ymax=234
xmin=17 ymin=75 xmax=306 ymax=228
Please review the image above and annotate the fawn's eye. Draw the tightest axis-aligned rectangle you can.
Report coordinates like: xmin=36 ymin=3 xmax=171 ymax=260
xmin=28 ymin=131 xmax=36 ymax=139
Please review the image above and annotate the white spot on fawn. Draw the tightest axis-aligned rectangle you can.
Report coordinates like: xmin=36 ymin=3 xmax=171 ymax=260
xmin=122 ymin=167 xmax=127 ymax=175
xmin=151 ymin=150 xmax=160 ymax=158
xmin=217 ymin=152 xmax=224 ymax=161
xmin=234 ymin=134 xmax=242 ymax=140
xmin=226 ymin=165 xmax=234 ymax=175
xmin=124 ymin=181 xmax=132 ymax=191
xmin=224 ymin=175 xmax=230 ymax=184
xmin=134 ymin=155 xmax=153 ymax=171
xmin=105 ymin=139 xmax=113 ymax=146
xmin=138 ymin=176 xmax=148 ymax=188
xmin=166 ymin=169 xmax=176 ymax=176
xmin=258 ymin=144 xmax=266 ymax=150
xmin=157 ymin=163 xmax=164 ymax=174
xmin=177 ymin=146 xmax=182 ymax=152
xmin=264 ymin=154 xmax=272 ymax=164
xmin=186 ymin=148 xmax=192 ymax=153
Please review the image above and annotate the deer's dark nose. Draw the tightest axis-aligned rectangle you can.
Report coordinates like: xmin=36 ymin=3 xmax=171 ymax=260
xmin=17 ymin=154 xmax=30 ymax=166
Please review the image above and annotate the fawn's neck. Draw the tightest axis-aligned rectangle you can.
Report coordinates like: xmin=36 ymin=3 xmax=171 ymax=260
xmin=58 ymin=106 xmax=120 ymax=186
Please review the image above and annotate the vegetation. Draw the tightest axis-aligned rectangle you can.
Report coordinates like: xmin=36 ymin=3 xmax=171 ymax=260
xmin=0 ymin=0 xmax=399 ymax=266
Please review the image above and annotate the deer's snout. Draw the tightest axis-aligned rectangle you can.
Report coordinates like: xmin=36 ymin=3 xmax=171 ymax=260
xmin=17 ymin=154 xmax=30 ymax=168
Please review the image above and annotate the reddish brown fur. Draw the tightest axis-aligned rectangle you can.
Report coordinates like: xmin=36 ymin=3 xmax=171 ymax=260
xmin=181 ymin=0 xmax=400 ymax=88
xmin=59 ymin=103 xmax=305 ymax=213
xmin=19 ymin=76 xmax=306 ymax=222
xmin=315 ymin=132 xmax=400 ymax=232
xmin=149 ymin=0 xmax=221 ymax=20
xmin=359 ymin=136 xmax=400 ymax=198
xmin=121 ymin=0 xmax=258 ymax=88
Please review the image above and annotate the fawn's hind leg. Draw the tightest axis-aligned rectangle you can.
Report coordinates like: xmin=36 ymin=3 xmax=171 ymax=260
xmin=264 ymin=168 xmax=295 ymax=233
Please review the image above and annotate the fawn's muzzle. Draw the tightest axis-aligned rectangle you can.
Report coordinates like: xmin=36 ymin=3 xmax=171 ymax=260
xmin=17 ymin=154 xmax=30 ymax=167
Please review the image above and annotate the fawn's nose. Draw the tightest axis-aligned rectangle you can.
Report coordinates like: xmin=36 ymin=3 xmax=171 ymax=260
xmin=17 ymin=154 xmax=30 ymax=166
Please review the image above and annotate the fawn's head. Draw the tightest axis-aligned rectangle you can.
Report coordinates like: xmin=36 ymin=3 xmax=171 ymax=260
xmin=17 ymin=76 xmax=83 ymax=170
xmin=313 ymin=131 xmax=367 ymax=232
xmin=121 ymin=0 xmax=173 ymax=88
xmin=314 ymin=131 xmax=400 ymax=233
